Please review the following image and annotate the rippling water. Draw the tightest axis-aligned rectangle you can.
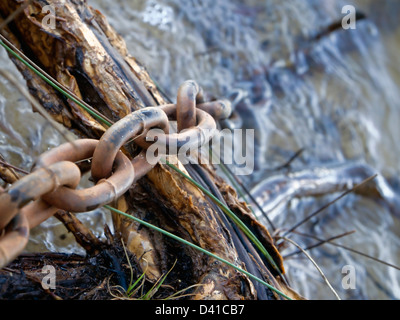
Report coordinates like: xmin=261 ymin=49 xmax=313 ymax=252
xmin=0 ymin=0 xmax=399 ymax=299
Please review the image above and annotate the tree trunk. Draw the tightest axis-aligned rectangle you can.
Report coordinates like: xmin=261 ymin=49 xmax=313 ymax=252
xmin=0 ymin=0 xmax=301 ymax=300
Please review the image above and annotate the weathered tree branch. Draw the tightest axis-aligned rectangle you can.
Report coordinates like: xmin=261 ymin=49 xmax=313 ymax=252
xmin=0 ymin=0 xmax=299 ymax=300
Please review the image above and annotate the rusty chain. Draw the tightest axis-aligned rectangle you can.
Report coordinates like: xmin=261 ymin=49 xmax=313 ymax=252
xmin=0 ymin=80 xmax=232 ymax=268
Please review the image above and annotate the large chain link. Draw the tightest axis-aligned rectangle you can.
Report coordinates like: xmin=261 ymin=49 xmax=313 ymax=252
xmin=0 ymin=80 xmax=232 ymax=268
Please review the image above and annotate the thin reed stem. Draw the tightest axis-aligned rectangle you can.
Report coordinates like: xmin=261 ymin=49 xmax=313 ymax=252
xmin=281 ymin=174 xmax=377 ymax=238
xmin=280 ymin=236 xmax=341 ymax=300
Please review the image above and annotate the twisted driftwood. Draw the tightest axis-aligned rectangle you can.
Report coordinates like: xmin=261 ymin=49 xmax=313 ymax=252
xmin=0 ymin=0 xmax=301 ymax=300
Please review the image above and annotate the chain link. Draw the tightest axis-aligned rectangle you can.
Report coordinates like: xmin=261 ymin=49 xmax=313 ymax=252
xmin=0 ymin=80 xmax=232 ymax=268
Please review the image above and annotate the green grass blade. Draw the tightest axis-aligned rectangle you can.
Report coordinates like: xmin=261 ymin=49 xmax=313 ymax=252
xmin=141 ymin=260 xmax=176 ymax=300
xmin=0 ymin=39 xmax=112 ymax=127
xmin=104 ymin=204 xmax=292 ymax=300
xmin=127 ymin=270 xmax=146 ymax=297
xmin=161 ymin=159 xmax=283 ymax=276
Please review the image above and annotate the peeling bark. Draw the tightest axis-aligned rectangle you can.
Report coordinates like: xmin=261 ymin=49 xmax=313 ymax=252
xmin=0 ymin=0 xmax=299 ymax=300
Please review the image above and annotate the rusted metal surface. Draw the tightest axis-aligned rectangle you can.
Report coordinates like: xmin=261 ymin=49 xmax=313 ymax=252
xmin=36 ymin=140 xmax=135 ymax=212
xmin=91 ymin=107 xmax=169 ymax=181
xmin=196 ymin=100 xmax=232 ymax=121
xmin=176 ymin=80 xmax=200 ymax=131
xmin=0 ymin=161 xmax=81 ymax=230
xmin=0 ymin=82 xmax=227 ymax=268
xmin=145 ymin=104 xmax=217 ymax=151
xmin=0 ymin=0 xmax=295 ymax=300
xmin=42 ymin=152 xmax=134 ymax=212
xmin=20 ymin=200 xmax=58 ymax=230
xmin=0 ymin=212 xmax=29 ymax=269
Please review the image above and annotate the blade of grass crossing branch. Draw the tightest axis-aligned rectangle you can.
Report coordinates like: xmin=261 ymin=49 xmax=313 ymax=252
xmin=0 ymin=69 xmax=77 ymax=145
xmin=0 ymin=34 xmax=290 ymax=297
xmin=161 ymin=158 xmax=284 ymax=277
xmin=104 ymin=204 xmax=292 ymax=300
xmin=0 ymin=39 xmax=112 ymax=127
